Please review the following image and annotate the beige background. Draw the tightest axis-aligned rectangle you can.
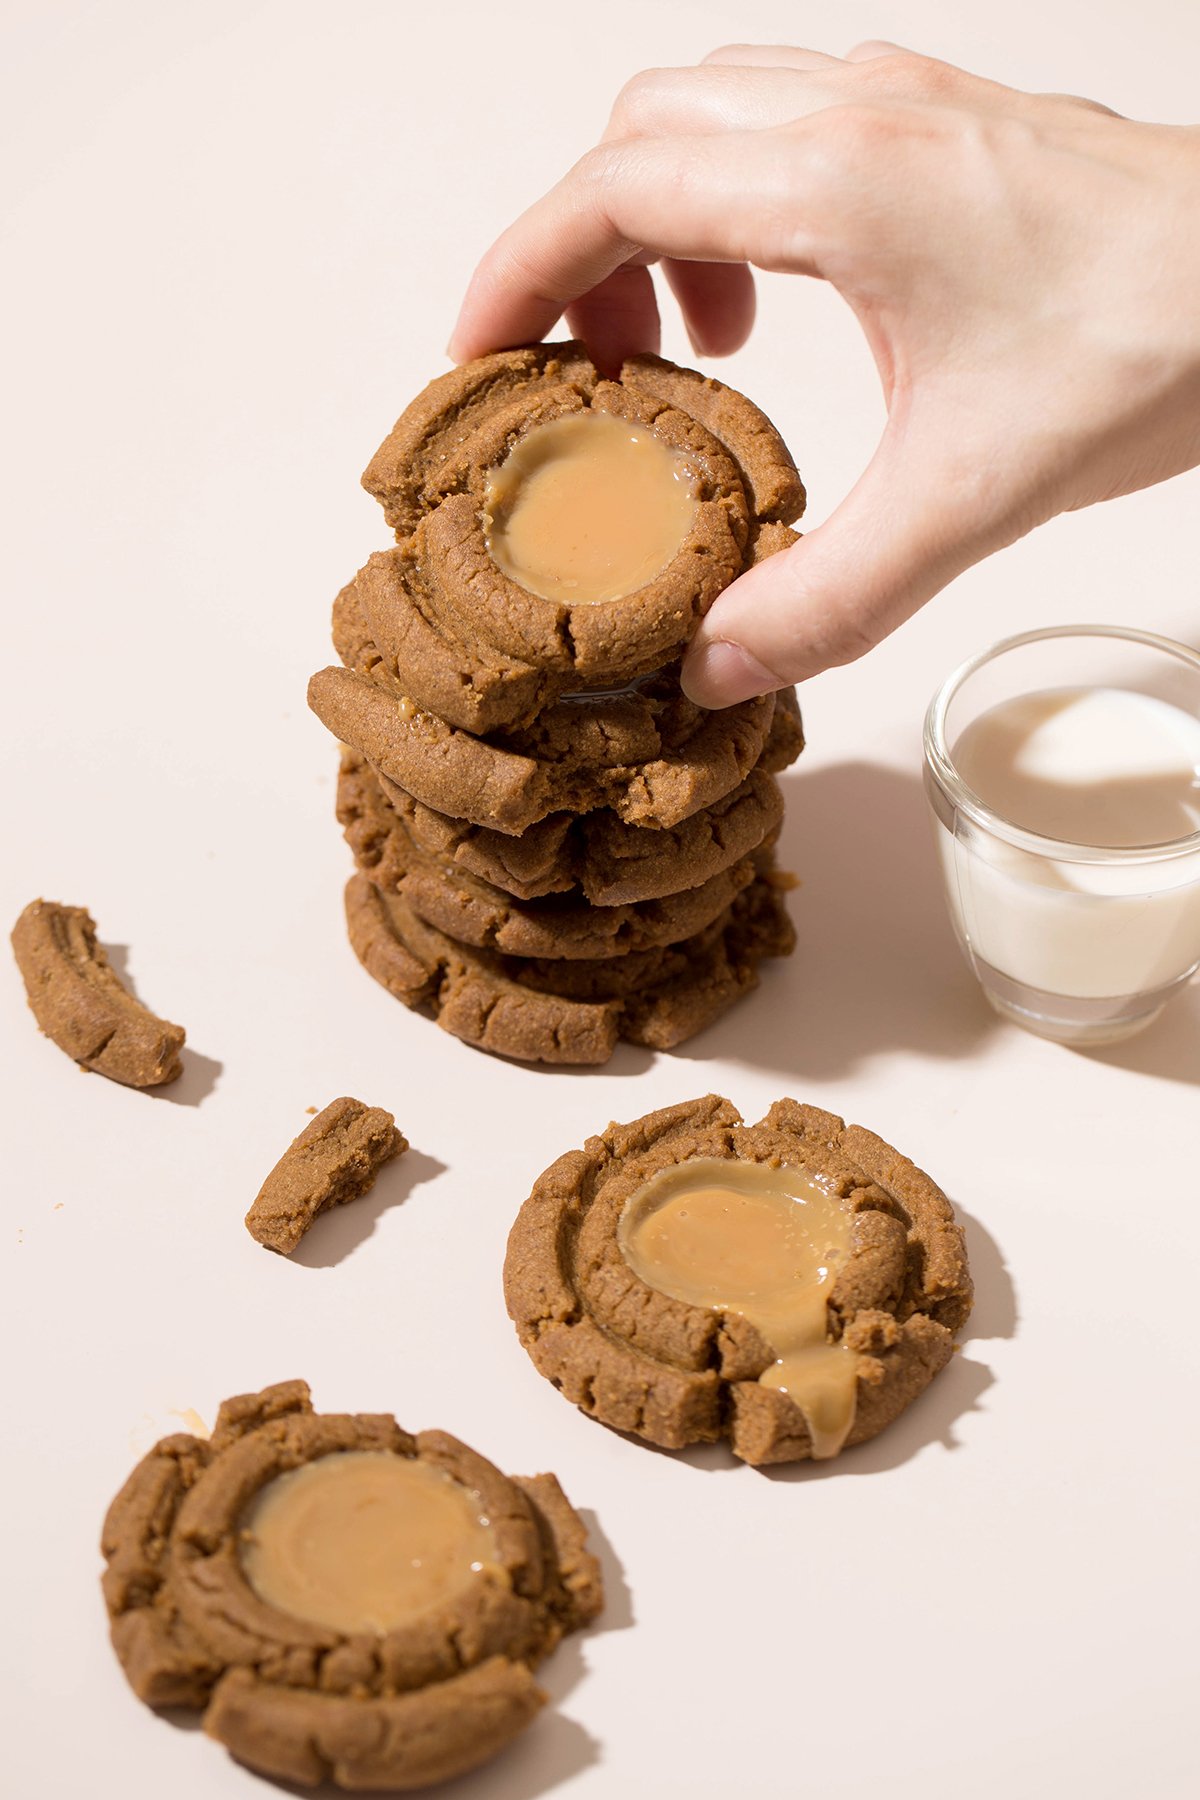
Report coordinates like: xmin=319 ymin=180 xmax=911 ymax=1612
xmin=3 ymin=3 xmax=1198 ymax=1797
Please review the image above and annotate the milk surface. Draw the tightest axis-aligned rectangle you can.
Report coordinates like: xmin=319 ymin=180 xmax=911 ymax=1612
xmin=937 ymin=686 xmax=1200 ymax=999
xmin=954 ymin=686 xmax=1200 ymax=848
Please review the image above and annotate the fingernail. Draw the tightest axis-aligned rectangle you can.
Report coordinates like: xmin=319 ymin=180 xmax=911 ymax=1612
xmin=681 ymin=639 xmax=780 ymax=708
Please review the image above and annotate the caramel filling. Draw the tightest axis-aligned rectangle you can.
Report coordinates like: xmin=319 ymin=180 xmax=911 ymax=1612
xmin=618 ymin=1159 xmax=859 ymax=1459
xmin=239 ymin=1451 xmax=502 ymax=1634
xmin=483 ymin=412 xmax=697 ymax=603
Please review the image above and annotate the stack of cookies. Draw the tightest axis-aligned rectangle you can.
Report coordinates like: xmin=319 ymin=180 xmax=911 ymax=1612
xmin=308 ymin=343 xmax=806 ymax=1064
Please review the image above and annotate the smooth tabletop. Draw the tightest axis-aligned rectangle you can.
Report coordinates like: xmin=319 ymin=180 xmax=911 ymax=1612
xmin=3 ymin=4 xmax=1198 ymax=1798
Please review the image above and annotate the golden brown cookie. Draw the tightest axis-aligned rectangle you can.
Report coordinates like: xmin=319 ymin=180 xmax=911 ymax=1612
xmin=364 ymin=343 xmax=803 ymax=534
xmin=338 ymin=750 xmax=766 ymax=957
xmin=10 ymin=898 xmax=185 ymax=1088
xmin=368 ymin=762 xmax=787 ymax=904
xmin=332 ymin=515 xmax=798 ymax=735
xmin=101 ymin=1381 xmax=602 ymax=1791
xmin=348 ymin=671 xmax=797 ymax=905
xmin=354 ymin=343 xmax=803 ymax=708
xmin=308 ymin=662 xmax=777 ymax=834
xmin=504 ymin=1096 xmax=973 ymax=1463
xmin=344 ymin=873 xmax=794 ymax=1065
xmin=244 ymin=1098 xmax=407 ymax=1256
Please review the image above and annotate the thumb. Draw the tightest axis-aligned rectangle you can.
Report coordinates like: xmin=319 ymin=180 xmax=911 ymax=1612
xmin=681 ymin=423 xmax=1014 ymax=706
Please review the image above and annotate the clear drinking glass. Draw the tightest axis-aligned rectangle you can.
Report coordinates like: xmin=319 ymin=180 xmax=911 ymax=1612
xmin=923 ymin=625 xmax=1200 ymax=1045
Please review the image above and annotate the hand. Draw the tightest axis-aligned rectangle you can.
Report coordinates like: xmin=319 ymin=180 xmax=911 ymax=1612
xmin=449 ymin=44 xmax=1200 ymax=706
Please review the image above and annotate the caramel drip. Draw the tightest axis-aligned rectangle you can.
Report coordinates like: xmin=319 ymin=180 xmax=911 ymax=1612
xmin=619 ymin=1159 xmax=859 ymax=1459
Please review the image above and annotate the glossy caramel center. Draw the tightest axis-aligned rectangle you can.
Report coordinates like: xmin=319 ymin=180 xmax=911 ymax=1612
xmin=239 ymin=1451 xmax=501 ymax=1634
xmin=618 ymin=1159 xmax=859 ymax=1459
xmin=484 ymin=412 xmax=697 ymax=603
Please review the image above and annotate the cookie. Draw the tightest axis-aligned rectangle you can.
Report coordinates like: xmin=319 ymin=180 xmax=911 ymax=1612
xmin=308 ymin=662 xmax=777 ymax=834
xmin=364 ymin=342 xmax=803 ymax=533
xmin=350 ymin=662 xmax=795 ymax=904
xmin=357 ymin=343 xmax=803 ymax=698
xmin=337 ymin=751 xmax=762 ymax=959
xmin=373 ymin=761 xmax=786 ymax=906
xmin=244 ymin=1097 xmax=408 ymax=1256
xmin=330 ymin=561 xmax=550 ymax=737
xmin=333 ymin=516 xmax=798 ymax=735
xmin=10 ymin=898 xmax=185 ymax=1088
xmin=759 ymin=680 xmax=805 ymax=773
xmin=344 ymin=872 xmax=795 ymax=1065
xmin=504 ymin=1096 xmax=973 ymax=1463
xmin=101 ymin=1380 xmax=602 ymax=1791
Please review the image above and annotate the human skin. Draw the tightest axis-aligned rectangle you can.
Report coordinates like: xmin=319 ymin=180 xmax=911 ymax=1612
xmin=449 ymin=43 xmax=1200 ymax=707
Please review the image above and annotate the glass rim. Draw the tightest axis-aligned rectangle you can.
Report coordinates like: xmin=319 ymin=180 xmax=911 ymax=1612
xmin=923 ymin=623 xmax=1200 ymax=865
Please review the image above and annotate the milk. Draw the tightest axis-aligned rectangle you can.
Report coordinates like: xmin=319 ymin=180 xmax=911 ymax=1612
xmin=935 ymin=687 xmax=1200 ymax=1002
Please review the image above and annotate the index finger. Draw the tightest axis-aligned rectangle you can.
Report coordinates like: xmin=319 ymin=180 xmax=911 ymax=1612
xmin=447 ymin=130 xmax=826 ymax=364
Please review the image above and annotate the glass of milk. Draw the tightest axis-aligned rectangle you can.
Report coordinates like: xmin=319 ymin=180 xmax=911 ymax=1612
xmin=924 ymin=625 xmax=1200 ymax=1045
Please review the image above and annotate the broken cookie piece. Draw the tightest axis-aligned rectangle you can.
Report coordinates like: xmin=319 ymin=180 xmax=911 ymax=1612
xmin=10 ymin=898 xmax=186 ymax=1088
xmin=245 ymin=1097 xmax=407 ymax=1255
